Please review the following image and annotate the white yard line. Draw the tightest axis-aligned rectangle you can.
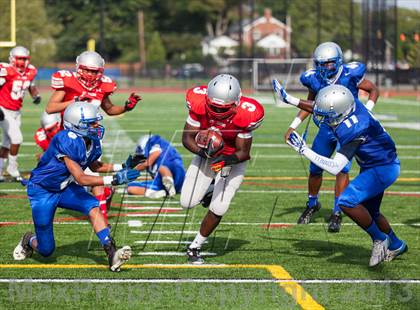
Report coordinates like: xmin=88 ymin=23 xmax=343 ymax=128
xmin=1 ymin=278 xmax=419 ymax=284
xmin=127 ymin=214 xmax=186 ymax=218
xmin=131 ymin=230 xmax=198 ymax=234
xmin=138 ymin=252 xmax=217 ymax=256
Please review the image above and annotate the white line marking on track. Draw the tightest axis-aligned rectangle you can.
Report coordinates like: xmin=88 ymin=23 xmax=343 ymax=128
xmin=127 ymin=214 xmax=186 ymax=218
xmin=131 ymin=230 xmax=197 ymax=234
xmin=138 ymin=252 xmax=217 ymax=256
xmin=123 ymin=200 xmax=180 ymax=204
xmin=1 ymin=278 xmax=419 ymax=284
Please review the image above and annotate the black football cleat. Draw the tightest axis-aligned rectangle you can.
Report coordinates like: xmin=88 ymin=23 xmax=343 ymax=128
xmin=187 ymin=247 xmax=204 ymax=264
xmin=297 ymin=202 xmax=321 ymax=224
xmin=103 ymin=238 xmax=132 ymax=272
xmin=13 ymin=232 xmax=34 ymax=260
xmin=328 ymin=212 xmax=342 ymax=233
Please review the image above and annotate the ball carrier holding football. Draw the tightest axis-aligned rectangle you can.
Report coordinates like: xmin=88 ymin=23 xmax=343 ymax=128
xmin=180 ymin=74 xmax=264 ymax=264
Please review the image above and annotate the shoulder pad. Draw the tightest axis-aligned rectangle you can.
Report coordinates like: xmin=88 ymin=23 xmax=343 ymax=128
xmin=345 ymin=62 xmax=366 ymax=75
xmin=67 ymin=131 xmax=78 ymax=139
xmin=100 ymin=75 xmax=117 ymax=93
xmin=51 ymin=70 xmax=74 ymax=89
xmin=300 ymin=69 xmax=316 ymax=86
xmin=186 ymin=86 xmax=207 ymax=115
xmin=233 ymin=96 xmax=265 ymax=131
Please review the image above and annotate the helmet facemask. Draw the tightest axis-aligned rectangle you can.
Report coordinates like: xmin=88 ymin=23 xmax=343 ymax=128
xmin=315 ymin=57 xmax=342 ymax=81
xmin=205 ymin=97 xmax=238 ymax=119
xmin=9 ymin=46 xmax=31 ymax=73
xmin=75 ymin=51 xmax=105 ymax=90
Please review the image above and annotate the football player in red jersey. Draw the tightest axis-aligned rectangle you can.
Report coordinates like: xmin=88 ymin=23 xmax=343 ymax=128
xmin=45 ymin=51 xmax=141 ymax=225
xmin=34 ymin=112 xmax=61 ymax=159
xmin=0 ymin=46 xmax=41 ymax=182
xmin=180 ymin=74 xmax=264 ymax=264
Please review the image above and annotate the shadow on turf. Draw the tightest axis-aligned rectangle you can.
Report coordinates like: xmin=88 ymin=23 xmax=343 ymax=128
xmin=31 ymin=240 xmax=106 ymax=265
xmin=404 ymin=217 xmax=420 ymax=229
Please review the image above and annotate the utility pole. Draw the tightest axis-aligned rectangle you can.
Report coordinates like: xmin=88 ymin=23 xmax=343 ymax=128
xmin=99 ymin=0 xmax=105 ymax=56
xmin=138 ymin=11 xmax=146 ymax=72
xmin=316 ymin=0 xmax=321 ymax=44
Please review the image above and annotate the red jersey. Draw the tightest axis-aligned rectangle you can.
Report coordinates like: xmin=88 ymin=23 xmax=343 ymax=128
xmin=51 ymin=69 xmax=116 ymax=110
xmin=186 ymin=86 xmax=264 ymax=155
xmin=34 ymin=128 xmax=51 ymax=151
xmin=0 ymin=63 xmax=37 ymax=111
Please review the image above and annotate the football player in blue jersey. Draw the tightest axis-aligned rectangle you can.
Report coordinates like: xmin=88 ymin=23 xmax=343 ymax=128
xmin=12 ymin=102 xmax=140 ymax=272
xmin=274 ymin=42 xmax=379 ymax=233
xmin=127 ymin=134 xmax=186 ymax=198
xmin=285 ymin=84 xmax=407 ymax=267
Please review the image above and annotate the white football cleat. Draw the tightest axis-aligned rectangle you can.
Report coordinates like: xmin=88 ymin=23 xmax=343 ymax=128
xmin=104 ymin=238 xmax=132 ymax=272
xmin=145 ymin=189 xmax=167 ymax=199
xmin=162 ymin=176 xmax=176 ymax=197
xmin=369 ymin=238 xmax=389 ymax=267
xmin=385 ymin=241 xmax=408 ymax=262
xmin=6 ymin=165 xmax=22 ymax=181
xmin=13 ymin=232 xmax=34 ymax=261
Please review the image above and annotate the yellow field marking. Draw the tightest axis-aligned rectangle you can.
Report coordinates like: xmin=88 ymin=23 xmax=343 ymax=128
xmin=267 ymin=265 xmax=324 ymax=310
xmin=0 ymin=263 xmax=324 ymax=309
xmin=244 ymin=176 xmax=420 ymax=182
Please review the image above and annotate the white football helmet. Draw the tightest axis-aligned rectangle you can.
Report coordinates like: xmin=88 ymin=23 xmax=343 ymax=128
xmin=63 ymin=101 xmax=104 ymax=140
xmin=75 ymin=51 xmax=105 ymax=89
xmin=206 ymin=74 xmax=241 ymax=119
xmin=314 ymin=85 xmax=355 ymax=126
xmin=313 ymin=42 xmax=343 ymax=81
xmin=41 ymin=112 xmax=61 ymax=139
xmin=136 ymin=134 xmax=154 ymax=155
xmin=9 ymin=46 xmax=30 ymax=71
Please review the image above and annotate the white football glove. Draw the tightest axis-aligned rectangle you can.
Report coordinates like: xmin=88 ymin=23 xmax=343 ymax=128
xmin=272 ymin=79 xmax=299 ymax=106
xmin=286 ymin=131 xmax=307 ymax=155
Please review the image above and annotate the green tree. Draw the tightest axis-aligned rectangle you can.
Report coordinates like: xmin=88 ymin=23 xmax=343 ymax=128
xmin=0 ymin=0 xmax=59 ymax=66
xmin=146 ymin=31 xmax=166 ymax=68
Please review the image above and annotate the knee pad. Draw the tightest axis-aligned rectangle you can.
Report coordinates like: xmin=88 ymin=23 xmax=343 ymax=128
xmin=209 ymin=201 xmax=229 ymax=217
xmin=10 ymin=131 xmax=23 ymax=145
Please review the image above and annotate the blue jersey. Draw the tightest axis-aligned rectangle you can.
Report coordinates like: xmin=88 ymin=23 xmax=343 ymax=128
xmin=135 ymin=135 xmax=183 ymax=177
xmin=300 ymin=62 xmax=365 ymax=99
xmin=335 ymin=105 xmax=397 ymax=169
xmin=301 ymin=62 xmax=367 ymax=127
xmin=30 ymin=130 xmax=102 ymax=192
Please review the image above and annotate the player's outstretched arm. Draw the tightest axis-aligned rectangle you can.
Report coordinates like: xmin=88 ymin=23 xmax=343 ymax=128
xmin=358 ymin=79 xmax=379 ymax=111
xmin=286 ymin=131 xmax=351 ymax=175
xmin=284 ymin=90 xmax=315 ymax=142
xmin=272 ymin=79 xmax=314 ymax=112
xmin=46 ymin=90 xmax=74 ymax=113
xmin=101 ymin=93 xmax=141 ymax=116
xmin=64 ymin=157 xmax=139 ymax=186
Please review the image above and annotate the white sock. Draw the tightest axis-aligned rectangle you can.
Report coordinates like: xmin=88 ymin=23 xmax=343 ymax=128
xmin=189 ymin=232 xmax=207 ymax=249
xmin=0 ymin=158 xmax=4 ymax=174
xmin=8 ymin=154 xmax=18 ymax=167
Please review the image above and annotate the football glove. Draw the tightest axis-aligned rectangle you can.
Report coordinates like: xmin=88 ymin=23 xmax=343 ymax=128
xmin=125 ymin=93 xmax=141 ymax=111
xmin=32 ymin=95 xmax=41 ymax=105
xmin=210 ymin=154 xmax=239 ymax=173
xmin=286 ymin=131 xmax=307 ymax=155
xmin=112 ymin=169 xmax=140 ymax=185
xmin=272 ymin=79 xmax=299 ymax=106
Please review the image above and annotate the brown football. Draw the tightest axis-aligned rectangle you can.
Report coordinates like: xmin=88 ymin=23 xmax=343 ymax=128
xmin=195 ymin=129 xmax=224 ymax=155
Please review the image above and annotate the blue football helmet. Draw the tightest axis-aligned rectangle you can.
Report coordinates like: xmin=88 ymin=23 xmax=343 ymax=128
xmin=313 ymin=42 xmax=343 ymax=81
xmin=313 ymin=85 xmax=355 ymax=126
xmin=63 ymin=101 xmax=104 ymax=140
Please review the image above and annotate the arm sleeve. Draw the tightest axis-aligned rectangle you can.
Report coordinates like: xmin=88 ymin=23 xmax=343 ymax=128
xmin=301 ymin=149 xmax=350 ymax=176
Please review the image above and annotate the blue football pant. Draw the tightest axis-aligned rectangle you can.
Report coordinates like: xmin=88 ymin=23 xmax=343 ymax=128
xmin=27 ymin=182 xmax=99 ymax=257
xmin=337 ymin=162 xmax=400 ymax=216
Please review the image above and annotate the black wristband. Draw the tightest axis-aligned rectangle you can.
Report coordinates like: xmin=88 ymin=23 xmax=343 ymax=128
xmin=221 ymin=154 xmax=240 ymax=166
xmin=197 ymin=149 xmax=209 ymax=158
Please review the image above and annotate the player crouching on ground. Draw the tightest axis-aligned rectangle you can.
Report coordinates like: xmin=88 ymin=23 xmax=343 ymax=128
xmin=13 ymin=102 xmax=140 ymax=272
xmin=285 ymin=85 xmax=407 ymax=267
xmin=127 ymin=134 xmax=186 ymax=198
xmin=180 ymin=74 xmax=264 ymax=264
